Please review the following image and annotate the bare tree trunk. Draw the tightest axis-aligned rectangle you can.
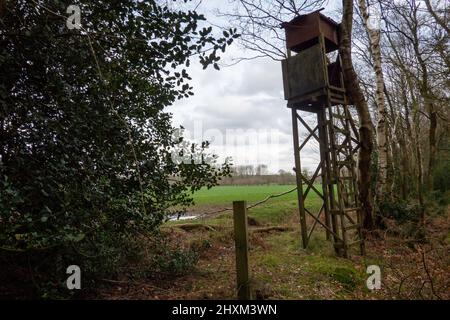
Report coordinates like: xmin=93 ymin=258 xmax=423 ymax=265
xmin=358 ymin=0 xmax=388 ymax=201
xmin=427 ymin=99 xmax=438 ymax=190
xmin=403 ymin=69 xmax=425 ymax=222
xmin=385 ymin=86 xmax=397 ymax=198
xmin=413 ymin=107 xmax=425 ymax=224
xmin=340 ymin=0 xmax=375 ymax=230
xmin=398 ymin=78 xmax=412 ymax=199
xmin=410 ymin=8 xmax=438 ymax=191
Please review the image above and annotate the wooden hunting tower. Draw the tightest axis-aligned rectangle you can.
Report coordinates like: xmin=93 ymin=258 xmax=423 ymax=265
xmin=281 ymin=10 xmax=364 ymax=257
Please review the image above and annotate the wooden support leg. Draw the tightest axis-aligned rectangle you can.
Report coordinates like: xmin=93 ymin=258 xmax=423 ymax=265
xmin=291 ymin=108 xmax=308 ymax=249
xmin=233 ymin=201 xmax=252 ymax=300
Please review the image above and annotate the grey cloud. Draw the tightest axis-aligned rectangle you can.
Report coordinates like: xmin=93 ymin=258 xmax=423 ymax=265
xmin=166 ymin=29 xmax=321 ymax=172
xmin=221 ymin=58 xmax=284 ymax=97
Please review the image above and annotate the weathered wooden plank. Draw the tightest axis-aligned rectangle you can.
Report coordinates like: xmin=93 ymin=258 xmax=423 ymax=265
xmin=233 ymin=201 xmax=252 ymax=300
xmin=283 ymin=43 xmax=326 ymax=100
xmin=292 ymin=109 xmax=309 ymax=249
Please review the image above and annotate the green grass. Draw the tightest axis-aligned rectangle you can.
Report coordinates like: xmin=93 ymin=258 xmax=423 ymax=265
xmin=190 ymin=184 xmax=322 ymax=224
xmin=166 ymin=184 xmax=371 ymax=299
xmin=192 ymin=185 xmax=300 ymax=206
xmin=251 ymin=231 xmax=366 ymax=299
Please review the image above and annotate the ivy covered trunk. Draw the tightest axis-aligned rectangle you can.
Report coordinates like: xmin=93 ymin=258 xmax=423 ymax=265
xmin=339 ymin=0 xmax=375 ymax=230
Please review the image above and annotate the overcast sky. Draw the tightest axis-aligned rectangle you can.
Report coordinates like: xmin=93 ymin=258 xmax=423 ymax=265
xmin=167 ymin=1 xmax=340 ymax=173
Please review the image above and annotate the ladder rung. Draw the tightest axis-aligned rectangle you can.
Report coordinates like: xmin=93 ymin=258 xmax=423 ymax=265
xmin=337 ymin=160 xmax=352 ymax=166
xmin=331 ymin=207 xmax=360 ymax=214
xmin=344 ymin=223 xmax=361 ymax=231
xmin=329 ymin=89 xmax=345 ymax=96
xmin=329 ymin=86 xmax=346 ymax=93
xmin=331 ymin=113 xmax=346 ymax=120
xmin=333 ymin=126 xmax=348 ymax=135
xmin=330 ymin=98 xmax=346 ymax=105
xmin=330 ymin=96 xmax=345 ymax=104
xmin=337 ymin=158 xmax=353 ymax=163
xmin=330 ymin=93 xmax=345 ymax=100
xmin=343 ymin=207 xmax=360 ymax=212
xmin=347 ymin=239 xmax=363 ymax=246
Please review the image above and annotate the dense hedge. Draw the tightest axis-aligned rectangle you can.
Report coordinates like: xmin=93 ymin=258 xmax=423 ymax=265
xmin=0 ymin=0 xmax=236 ymax=297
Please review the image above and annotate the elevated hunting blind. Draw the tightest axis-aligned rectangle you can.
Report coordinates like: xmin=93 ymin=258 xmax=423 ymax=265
xmin=281 ymin=10 xmax=364 ymax=258
xmin=281 ymin=10 xmax=346 ymax=110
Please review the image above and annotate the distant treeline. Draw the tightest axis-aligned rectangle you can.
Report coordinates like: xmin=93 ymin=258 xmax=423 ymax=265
xmin=220 ymin=174 xmax=296 ymax=185
xmin=224 ymin=165 xmax=317 ymax=185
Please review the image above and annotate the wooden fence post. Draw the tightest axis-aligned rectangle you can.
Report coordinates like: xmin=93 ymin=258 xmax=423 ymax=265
xmin=233 ymin=200 xmax=252 ymax=300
